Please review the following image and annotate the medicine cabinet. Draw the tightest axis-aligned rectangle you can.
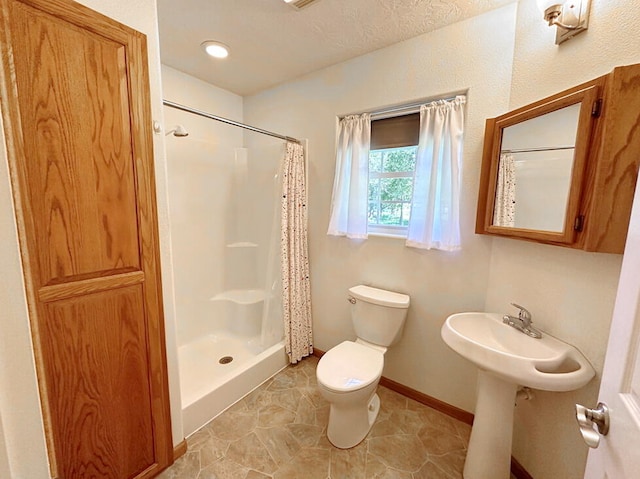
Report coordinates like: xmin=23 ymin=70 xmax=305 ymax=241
xmin=476 ymin=64 xmax=640 ymax=254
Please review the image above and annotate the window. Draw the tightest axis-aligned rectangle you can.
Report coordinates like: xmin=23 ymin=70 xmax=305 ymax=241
xmin=368 ymin=147 xmax=417 ymax=234
xmin=368 ymin=112 xmax=419 ymax=236
xmin=328 ymin=96 xmax=465 ymax=250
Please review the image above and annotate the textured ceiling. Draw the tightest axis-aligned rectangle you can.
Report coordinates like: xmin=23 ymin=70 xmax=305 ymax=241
xmin=157 ymin=0 xmax=514 ymax=96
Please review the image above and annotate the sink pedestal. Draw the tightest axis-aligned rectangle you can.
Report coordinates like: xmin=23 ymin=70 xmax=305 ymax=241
xmin=464 ymin=370 xmax=518 ymax=479
xmin=442 ymin=312 xmax=596 ymax=478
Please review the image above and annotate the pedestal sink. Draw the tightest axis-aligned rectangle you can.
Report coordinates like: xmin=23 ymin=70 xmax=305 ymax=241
xmin=441 ymin=312 xmax=595 ymax=479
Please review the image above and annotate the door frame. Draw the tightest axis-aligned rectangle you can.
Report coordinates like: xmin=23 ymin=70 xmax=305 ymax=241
xmin=0 ymin=0 xmax=173 ymax=476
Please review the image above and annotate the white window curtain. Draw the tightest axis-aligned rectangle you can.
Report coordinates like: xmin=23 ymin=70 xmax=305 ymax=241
xmin=493 ymin=153 xmax=516 ymax=227
xmin=281 ymin=142 xmax=313 ymax=364
xmin=406 ymin=96 xmax=466 ymax=251
xmin=327 ymin=113 xmax=371 ymax=239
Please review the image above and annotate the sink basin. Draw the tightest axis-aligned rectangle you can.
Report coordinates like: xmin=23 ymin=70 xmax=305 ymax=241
xmin=441 ymin=312 xmax=594 ymax=391
xmin=441 ymin=312 xmax=596 ymax=479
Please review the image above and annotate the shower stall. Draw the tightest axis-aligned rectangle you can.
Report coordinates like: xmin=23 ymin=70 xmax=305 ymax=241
xmin=163 ymin=101 xmax=293 ymax=436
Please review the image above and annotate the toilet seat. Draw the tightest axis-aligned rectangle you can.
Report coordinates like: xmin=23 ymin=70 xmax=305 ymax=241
xmin=317 ymin=341 xmax=383 ymax=393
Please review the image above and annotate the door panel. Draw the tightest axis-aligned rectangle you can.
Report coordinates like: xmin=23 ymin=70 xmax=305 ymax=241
xmin=42 ymin=285 xmax=154 ymax=478
xmin=0 ymin=0 xmax=173 ymax=477
xmin=11 ymin=1 xmax=141 ymax=285
xmin=584 ymin=166 xmax=640 ymax=475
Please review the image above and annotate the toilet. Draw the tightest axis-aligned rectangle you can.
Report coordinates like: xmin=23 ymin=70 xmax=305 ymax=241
xmin=316 ymin=284 xmax=410 ymax=449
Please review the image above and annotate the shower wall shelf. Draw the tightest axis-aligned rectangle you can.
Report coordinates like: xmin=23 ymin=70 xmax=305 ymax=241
xmin=210 ymin=289 xmax=269 ymax=305
xmin=226 ymin=242 xmax=258 ymax=248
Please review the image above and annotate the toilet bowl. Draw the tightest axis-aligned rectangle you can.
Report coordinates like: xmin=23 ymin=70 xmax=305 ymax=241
xmin=316 ymin=285 xmax=410 ymax=449
xmin=316 ymin=340 xmax=384 ymax=448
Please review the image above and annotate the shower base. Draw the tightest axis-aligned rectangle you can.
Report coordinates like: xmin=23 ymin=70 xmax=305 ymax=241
xmin=179 ymin=331 xmax=288 ymax=436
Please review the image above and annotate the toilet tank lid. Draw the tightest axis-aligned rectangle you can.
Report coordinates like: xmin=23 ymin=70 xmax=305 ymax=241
xmin=349 ymin=285 xmax=410 ymax=309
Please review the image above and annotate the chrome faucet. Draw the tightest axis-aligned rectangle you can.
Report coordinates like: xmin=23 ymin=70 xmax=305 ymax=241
xmin=503 ymin=303 xmax=542 ymax=339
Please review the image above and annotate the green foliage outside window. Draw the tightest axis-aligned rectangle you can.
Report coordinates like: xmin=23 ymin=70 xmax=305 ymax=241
xmin=368 ymin=146 xmax=417 ymax=228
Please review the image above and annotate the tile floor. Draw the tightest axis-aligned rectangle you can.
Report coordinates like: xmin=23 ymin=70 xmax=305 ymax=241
xmin=159 ymin=356 xmax=475 ymax=479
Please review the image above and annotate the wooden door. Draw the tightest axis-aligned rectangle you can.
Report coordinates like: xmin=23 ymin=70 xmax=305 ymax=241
xmin=0 ymin=0 xmax=173 ymax=477
xmin=583 ymin=176 xmax=640 ymax=476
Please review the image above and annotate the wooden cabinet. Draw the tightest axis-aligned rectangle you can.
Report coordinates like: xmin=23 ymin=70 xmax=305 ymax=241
xmin=476 ymin=64 xmax=640 ymax=254
xmin=0 ymin=0 xmax=173 ymax=477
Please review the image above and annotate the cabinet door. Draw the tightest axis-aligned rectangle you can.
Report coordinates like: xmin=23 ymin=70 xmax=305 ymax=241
xmin=0 ymin=0 xmax=172 ymax=477
xmin=477 ymin=86 xmax=600 ymax=245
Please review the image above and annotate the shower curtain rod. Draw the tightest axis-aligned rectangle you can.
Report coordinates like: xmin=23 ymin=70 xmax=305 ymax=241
xmin=501 ymin=146 xmax=575 ymax=154
xmin=163 ymin=100 xmax=301 ymax=144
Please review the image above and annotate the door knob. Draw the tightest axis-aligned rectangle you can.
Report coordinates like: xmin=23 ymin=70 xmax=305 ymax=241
xmin=575 ymin=402 xmax=609 ymax=448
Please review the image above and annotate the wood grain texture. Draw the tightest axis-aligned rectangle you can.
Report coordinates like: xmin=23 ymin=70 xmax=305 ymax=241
xmin=125 ymin=20 xmax=175 ymax=471
xmin=0 ymin=0 xmax=173 ymax=477
xmin=41 ymin=286 xmax=155 ymax=478
xmin=12 ymin=0 xmax=130 ymax=48
xmin=11 ymin=1 xmax=140 ymax=285
xmin=511 ymin=457 xmax=534 ymax=479
xmin=580 ymin=64 xmax=640 ymax=253
xmin=378 ymin=376 xmax=474 ymax=425
xmin=0 ymin=0 xmax=61 ymax=472
xmin=482 ymin=86 xmax=600 ymax=245
xmin=475 ymin=118 xmax=496 ymax=234
xmin=477 ymin=65 xmax=640 ymax=254
xmin=311 ymin=349 xmax=473 ymax=424
xmin=173 ymin=440 xmax=188 ymax=461
xmin=38 ymin=270 xmax=144 ymax=303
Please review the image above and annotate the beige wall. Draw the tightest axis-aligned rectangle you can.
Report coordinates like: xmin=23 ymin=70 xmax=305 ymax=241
xmin=244 ymin=1 xmax=640 ymax=478
xmin=0 ymin=1 xmax=183 ymax=477
xmin=486 ymin=1 xmax=640 ymax=478
xmin=244 ymin=3 xmax=518 ymax=413
xmin=0 ymin=414 xmax=10 ymax=479
xmin=0 ymin=112 xmax=48 ymax=478
xmin=2 ymin=1 xmax=638 ymax=478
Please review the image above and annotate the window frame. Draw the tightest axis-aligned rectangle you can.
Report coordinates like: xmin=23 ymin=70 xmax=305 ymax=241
xmin=367 ymin=145 xmax=418 ymax=237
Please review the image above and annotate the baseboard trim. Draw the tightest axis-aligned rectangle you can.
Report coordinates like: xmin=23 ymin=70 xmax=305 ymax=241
xmin=378 ymin=375 xmax=474 ymax=425
xmin=314 ymin=347 xmax=473 ymax=423
xmin=311 ymin=348 xmax=532 ymax=479
xmin=511 ymin=457 xmax=534 ymax=479
xmin=173 ymin=439 xmax=187 ymax=461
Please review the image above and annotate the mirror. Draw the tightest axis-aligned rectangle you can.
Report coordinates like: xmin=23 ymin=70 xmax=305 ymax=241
xmin=492 ymin=103 xmax=580 ymax=232
xmin=478 ymin=85 xmax=600 ymax=244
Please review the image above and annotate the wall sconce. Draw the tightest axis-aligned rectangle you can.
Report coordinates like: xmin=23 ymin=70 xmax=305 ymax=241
xmin=537 ymin=0 xmax=591 ymax=44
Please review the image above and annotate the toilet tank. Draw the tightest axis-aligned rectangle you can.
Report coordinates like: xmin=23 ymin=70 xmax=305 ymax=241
xmin=349 ymin=285 xmax=410 ymax=347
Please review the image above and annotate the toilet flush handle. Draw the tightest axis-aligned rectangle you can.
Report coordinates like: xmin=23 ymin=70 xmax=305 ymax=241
xmin=348 ymin=296 xmax=356 ymax=304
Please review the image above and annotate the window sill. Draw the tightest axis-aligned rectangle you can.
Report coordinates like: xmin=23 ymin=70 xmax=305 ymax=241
xmin=368 ymin=231 xmax=406 ymax=239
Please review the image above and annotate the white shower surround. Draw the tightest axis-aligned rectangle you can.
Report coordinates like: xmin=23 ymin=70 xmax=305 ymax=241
xmin=162 ymin=65 xmax=288 ymax=437
xmin=179 ymin=334 xmax=286 ymax=436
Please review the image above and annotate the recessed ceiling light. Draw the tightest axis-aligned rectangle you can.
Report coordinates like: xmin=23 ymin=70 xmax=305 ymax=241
xmin=201 ymin=41 xmax=229 ymax=59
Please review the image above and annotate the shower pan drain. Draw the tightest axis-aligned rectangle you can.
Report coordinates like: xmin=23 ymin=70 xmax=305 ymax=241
xmin=219 ymin=356 xmax=233 ymax=365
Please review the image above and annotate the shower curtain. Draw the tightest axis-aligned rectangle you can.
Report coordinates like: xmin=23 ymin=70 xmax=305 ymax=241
xmin=281 ymin=142 xmax=313 ymax=363
xmin=493 ymin=153 xmax=516 ymax=227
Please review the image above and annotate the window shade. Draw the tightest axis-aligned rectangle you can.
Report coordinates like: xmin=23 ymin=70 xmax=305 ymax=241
xmin=370 ymin=113 xmax=419 ymax=150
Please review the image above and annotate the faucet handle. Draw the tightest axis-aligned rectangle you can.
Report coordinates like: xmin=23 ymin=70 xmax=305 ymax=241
xmin=510 ymin=303 xmax=532 ymax=322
